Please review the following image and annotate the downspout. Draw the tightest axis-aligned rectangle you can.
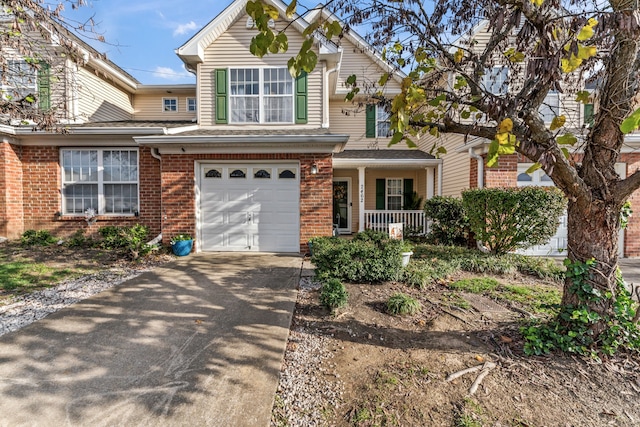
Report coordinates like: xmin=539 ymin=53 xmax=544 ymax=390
xmin=322 ymin=65 xmax=339 ymax=129
xmin=469 ymin=148 xmax=484 ymax=188
xmin=149 ymin=147 xmax=163 ymax=245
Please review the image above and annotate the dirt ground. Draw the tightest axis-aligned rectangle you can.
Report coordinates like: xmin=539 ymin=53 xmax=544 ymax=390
xmin=292 ymin=272 xmax=640 ymax=427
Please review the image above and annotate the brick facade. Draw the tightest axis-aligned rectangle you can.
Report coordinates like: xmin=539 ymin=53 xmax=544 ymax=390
xmin=620 ymin=153 xmax=640 ymax=257
xmin=0 ymin=145 xmax=332 ymax=254
xmin=0 ymin=142 xmax=24 ymax=239
xmin=483 ymin=153 xmax=518 ymax=188
xmin=159 ymin=152 xmax=333 ymax=253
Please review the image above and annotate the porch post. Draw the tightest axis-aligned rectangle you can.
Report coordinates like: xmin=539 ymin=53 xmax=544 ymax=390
xmin=437 ymin=162 xmax=443 ymax=196
xmin=358 ymin=166 xmax=366 ymax=232
xmin=426 ymin=167 xmax=435 ymax=199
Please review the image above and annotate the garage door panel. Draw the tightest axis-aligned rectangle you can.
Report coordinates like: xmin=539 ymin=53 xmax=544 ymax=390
xmin=199 ymin=162 xmax=300 ymax=252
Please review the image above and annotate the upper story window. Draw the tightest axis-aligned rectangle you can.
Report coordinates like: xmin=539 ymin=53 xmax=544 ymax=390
xmin=163 ymin=97 xmax=177 ymax=112
xmin=366 ymin=104 xmax=392 ymax=138
xmin=61 ymin=149 xmax=139 ymax=215
xmin=187 ymin=97 xmax=197 ymax=112
xmin=230 ymin=67 xmax=293 ymax=123
xmin=0 ymin=60 xmax=36 ymax=101
xmin=539 ymin=91 xmax=559 ymax=123
xmin=482 ymin=66 xmax=508 ymax=95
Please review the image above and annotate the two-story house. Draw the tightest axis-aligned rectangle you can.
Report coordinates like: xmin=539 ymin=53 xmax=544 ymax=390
xmin=423 ymin=19 xmax=640 ymax=258
xmin=0 ymin=0 xmax=441 ymax=253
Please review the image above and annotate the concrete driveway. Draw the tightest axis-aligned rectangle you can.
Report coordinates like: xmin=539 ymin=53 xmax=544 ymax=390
xmin=0 ymin=253 xmax=301 ymax=427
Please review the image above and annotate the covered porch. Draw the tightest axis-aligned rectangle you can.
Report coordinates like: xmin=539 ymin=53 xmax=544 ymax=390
xmin=332 ymin=150 xmax=443 ymax=235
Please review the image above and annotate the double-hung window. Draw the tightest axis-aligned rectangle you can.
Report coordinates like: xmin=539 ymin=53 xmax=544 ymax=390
xmin=386 ymin=178 xmax=403 ymax=210
xmin=482 ymin=66 xmax=508 ymax=95
xmin=230 ymin=67 xmax=293 ymax=123
xmin=539 ymin=91 xmax=560 ymax=123
xmin=0 ymin=60 xmax=36 ymax=101
xmin=61 ymin=149 xmax=139 ymax=215
xmin=377 ymin=105 xmax=392 ymax=137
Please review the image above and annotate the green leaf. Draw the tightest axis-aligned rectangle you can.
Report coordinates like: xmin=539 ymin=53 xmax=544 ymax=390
xmin=389 ymin=131 xmax=403 ymax=146
xmin=525 ymin=163 xmax=542 ymax=174
xmin=405 ymin=137 xmax=418 ymax=148
xmin=561 ymin=147 xmax=571 ymax=159
xmin=428 ymin=94 xmax=446 ymax=107
xmin=620 ymin=108 xmax=640 ymax=134
xmin=557 ymin=133 xmax=578 ymax=145
xmin=346 ymin=74 xmax=357 ymax=85
xmin=575 ymin=90 xmax=590 ymax=104
xmin=461 ymin=111 xmax=471 ymax=119
xmin=378 ymin=73 xmax=390 ymax=86
xmin=436 ymin=146 xmax=447 ymax=155
xmin=487 ymin=140 xmax=500 ymax=167
xmin=285 ymin=0 xmax=297 ymax=18
xmin=325 ymin=20 xmax=342 ymax=39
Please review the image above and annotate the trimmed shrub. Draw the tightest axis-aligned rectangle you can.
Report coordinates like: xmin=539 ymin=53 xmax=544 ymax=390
xmin=320 ymin=278 xmax=348 ymax=310
xmin=311 ymin=232 xmax=404 ymax=283
xmin=386 ymin=293 xmax=421 ymax=315
xmin=98 ymin=224 xmax=154 ymax=259
xmin=423 ymin=196 xmax=470 ymax=246
xmin=21 ymin=230 xmax=57 ymax=246
xmin=462 ymin=187 xmax=565 ymax=255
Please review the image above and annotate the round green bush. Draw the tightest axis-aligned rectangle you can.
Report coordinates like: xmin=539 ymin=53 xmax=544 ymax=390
xmin=320 ymin=278 xmax=348 ymax=310
xmin=386 ymin=293 xmax=421 ymax=315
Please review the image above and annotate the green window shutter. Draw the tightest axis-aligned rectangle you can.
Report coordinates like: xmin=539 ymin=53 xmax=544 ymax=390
xmin=376 ymin=178 xmax=386 ymax=210
xmin=37 ymin=63 xmax=51 ymax=111
xmin=403 ymin=179 xmax=414 ymax=210
xmin=584 ymin=103 xmax=594 ymax=126
xmin=215 ymin=68 xmax=228 ymax=124
xmin=295 ymin=71 xmax=308 ymax=124
xmin=366 ymin=105 xmax=376 ymax=138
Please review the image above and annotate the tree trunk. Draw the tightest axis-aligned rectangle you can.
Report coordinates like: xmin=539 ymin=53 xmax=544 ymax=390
xmin=563 ymin=199 xmax=621 ymax=335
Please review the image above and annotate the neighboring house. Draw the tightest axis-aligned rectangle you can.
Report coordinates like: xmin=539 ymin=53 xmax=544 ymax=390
xmin=421 ymin=20 xmax=640 ymax=257
xmin=0 ymin=0 xmax=441 ymax=253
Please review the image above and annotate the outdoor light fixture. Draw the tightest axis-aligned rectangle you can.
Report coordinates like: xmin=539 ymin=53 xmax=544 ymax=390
xmin=310 ymin=163 xmax=318 ymax=174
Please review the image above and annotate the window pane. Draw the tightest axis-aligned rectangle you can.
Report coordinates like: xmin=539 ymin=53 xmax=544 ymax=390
xmin=482 ymin=67 xmax=508 ymax=95
xmin=104 ymin=184 xmax=138 ymax=214
xmin=263 ymin=96 xmax=292 ymax=122
xmin=231 ymin=97 xmax=260 ymax=122
xmin=62 ymin=149 xmax=97 ymax=183
xmin=63 ymin=184 xmax=98 ymax=214
xmin=539 ymin=92 xmax=559 ymax=123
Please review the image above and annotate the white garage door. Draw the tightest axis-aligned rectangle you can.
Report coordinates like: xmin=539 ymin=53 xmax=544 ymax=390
xmin=198 ymin=163 xmax=300 ymax=252
xmin=517 ymin=163 xmax=625 ymax=257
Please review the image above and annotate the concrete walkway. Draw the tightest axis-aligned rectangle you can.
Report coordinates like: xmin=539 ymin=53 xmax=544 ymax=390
xmin=0 ymin=253 xmax=301 ymax=427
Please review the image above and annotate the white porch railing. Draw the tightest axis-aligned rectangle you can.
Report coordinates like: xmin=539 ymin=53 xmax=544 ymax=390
xmin=363 ymin=210 xmax=429 ymax=235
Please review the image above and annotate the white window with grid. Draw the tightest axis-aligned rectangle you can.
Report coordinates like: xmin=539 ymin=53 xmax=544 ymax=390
xmin=538 ymin=91 xmax=559 ymax=123
xmin=187 ymin=97 xmax=197 ymax=112
xmin=61 ymin=149 xmax=139 ymax=215
xmin=482 ymin=66 xmax=508 ymax=95
xmin=377 ymin=105 xmax=392 ymax=137
xmin=0 ymin=60 xmax=36 ymax=100
xmin=230 ymin=67 xmax=293 ymax=124
xmin=386 ymin=178 xmax=403 ymax=210
xmin=163 ymin=98 xmax=177 ymax=112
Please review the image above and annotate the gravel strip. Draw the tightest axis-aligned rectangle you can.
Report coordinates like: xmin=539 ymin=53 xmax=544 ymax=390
xmin=0 ymin=266 xmax=156 ymax=337
xmin=271 ymin=277 xmax=344 ymax=427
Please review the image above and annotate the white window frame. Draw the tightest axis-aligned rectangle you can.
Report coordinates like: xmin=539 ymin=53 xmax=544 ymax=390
xmin=187 ymin=97 xmax=197 ymax=112
xmin=229 ymin=67 xmax=294 ymax=124
xmin=376 ymin=105 xmax=392 ymax=138
xmin=539 ymin=91 xmax=560 ymax=123
xmin=386 ymin=178 xmax=403 ymax=210
xmin=60 ymin=148 xmax=140 ymax=216
xmin=0 ymin=59 xmax=37 ymax=101
xmin=482 ymin=66 xmax=508 ymax=95
xmin=163 ymin=97 xmax=178 ymax=112
xmin=517 ymin=164 xmax=554 ymax=187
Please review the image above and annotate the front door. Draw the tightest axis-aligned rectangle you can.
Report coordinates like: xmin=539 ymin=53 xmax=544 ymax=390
xmin=333 ymin=179 xmax=351 ymax=234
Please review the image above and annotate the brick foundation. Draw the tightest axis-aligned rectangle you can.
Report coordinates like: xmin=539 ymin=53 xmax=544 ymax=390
xmin=0 ymin=142 xmax=24 ymax=239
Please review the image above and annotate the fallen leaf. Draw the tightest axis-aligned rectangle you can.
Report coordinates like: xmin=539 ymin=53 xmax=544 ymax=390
xmin=500 ymin=335 xmax=513 ymax=343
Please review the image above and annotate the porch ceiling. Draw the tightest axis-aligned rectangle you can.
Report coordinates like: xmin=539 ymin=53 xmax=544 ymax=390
xmin=332 ymin=149 xmax=441 ymax=169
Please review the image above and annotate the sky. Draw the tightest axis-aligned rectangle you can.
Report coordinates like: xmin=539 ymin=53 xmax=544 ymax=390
xmin=62 ymin=0 xmax=227 ymax=84
xmin=63 ymin=0 xmax=317 ymax=85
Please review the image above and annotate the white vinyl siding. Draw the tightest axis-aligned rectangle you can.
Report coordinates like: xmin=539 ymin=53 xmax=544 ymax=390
xmin=133 ymin=93 xmax=197 ymax=121
xmin=200 ymin=15 xmax=321 ymax=127
xmin=76 ymin=68 xmax=134 ymax=121
xmin=61 ymin=149 xmax=139 ymax=215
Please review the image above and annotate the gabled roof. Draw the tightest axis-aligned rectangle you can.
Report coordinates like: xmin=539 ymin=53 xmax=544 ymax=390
xmin=176 ymin=0 xmax=339 ymax=68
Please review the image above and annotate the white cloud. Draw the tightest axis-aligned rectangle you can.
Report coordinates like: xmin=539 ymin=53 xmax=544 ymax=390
xmin=173 ymin=21 xmax=198 ymax=37
xmin=152 ymin=66 xmax=192 ymax=81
